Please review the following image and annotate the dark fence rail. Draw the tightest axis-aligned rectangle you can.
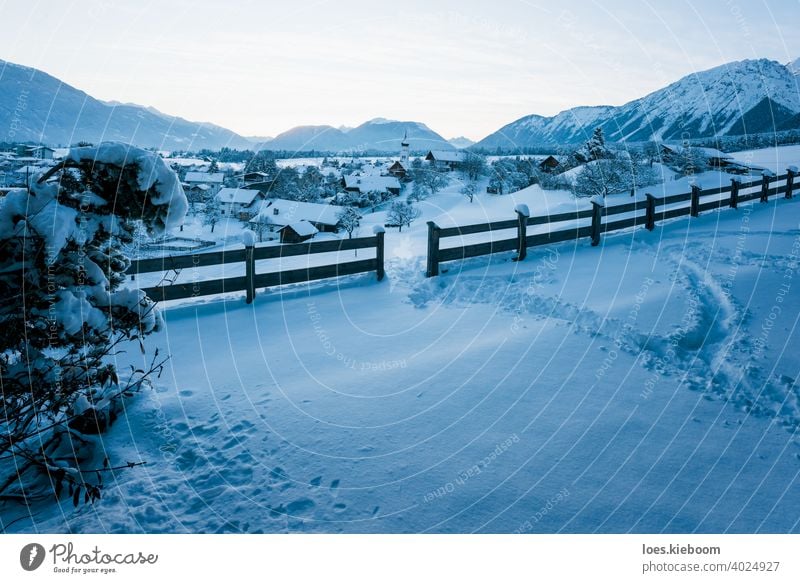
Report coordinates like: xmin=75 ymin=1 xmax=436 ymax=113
xmin=426 ymin=169 xmax=796 ymax=277
xmin=127 ymin=228 xmax=385 ymax=303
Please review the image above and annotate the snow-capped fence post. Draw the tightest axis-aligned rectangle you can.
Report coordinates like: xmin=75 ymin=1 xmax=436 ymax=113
xmin=760 ymin=170 xmax=774 ymax=203
xmin=514 ymin=204 xmax=530 ymax=261
xmin=242 ymin=231 xmax=256 ymax=304
xmin=426 ymin=221 xmax=441 ymax=277
xmin=690 ymin=184 xmax=701 ymax=217
xmin=374 ymin=225 xmax=386 ymax=281
xmin=730 ymin=177 xmax=740 ymax=209
xmin=590 ymin=198 xmax=604 ymax=246
xmin=786 ymin=166 xmax=796 ymax=199
xmin=645 ymin=193 xmax=657 ymax=231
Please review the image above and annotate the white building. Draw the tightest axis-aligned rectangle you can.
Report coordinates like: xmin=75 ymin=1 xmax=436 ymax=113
xmin=185 ymin=171 xmax=225 ymax=195
xmin=215 ymin=187 xmax=264 ymax=219
xmin=250 ymin=198 xmax=345 ymax=233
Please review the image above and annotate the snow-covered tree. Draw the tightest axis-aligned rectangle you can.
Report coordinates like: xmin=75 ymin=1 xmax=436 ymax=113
xmin=586 ymin=127 xmax=608 ymax=161
xmin=674 ymin=146 xmax=709 ymax=177
xmin=248 ymin=215 xmax=272 ymax=243
xmin=387 ymin=201 xmax=422 ymax=233
xmin=573 ymin=158 xmax=632 ymax=198
xmin=298 ymin=166 xmax=324 ymax=202
xmin=461 ymin=182 xmax=477 ymax=203
xmin=488 ymin=159 xmax=532 ymax=195
xmin=0 ymin=143 xmax=187 ymax=505
xmin=460 ymin=152 xmax=487 ymax=182
xmin=573 ymin=127 xmax=611 ymax=164
xmin=642 ymin=141 xmax=662 ymax=167
xmin=409 ymin=167 xmax=449 ymax=201
xmin=203 ymin=195 xmax=223 ymax=232
xmin=246 ymin=151 xmax=278 ymax=176
xmin=336 ymin=207 xmax=362 ymax=239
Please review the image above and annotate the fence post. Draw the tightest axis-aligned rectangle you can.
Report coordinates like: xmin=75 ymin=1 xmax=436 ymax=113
xmin=373 ymin=225 xmax=385 ymax=281
xmin=590 ymin=198 xmax=604 ymax=247
xmin=514 ymin=204 xmax=530 ymax=261
xmin=242 ymin=231 xmax=256 ymax=304
xmin=760 ymin=170 xmax=774 ymax=203
xmin=690 ymin=184 xmax=701 ymax=217
xmin=645 ymin=193 xmax=656 ymax=231
xmin=786 ymin=166 xmax=797 ymax=200
xmin=426 ymin=221 xmax=441 ymax=277
xmin=730 ymin=177 xmax=740 ymax=209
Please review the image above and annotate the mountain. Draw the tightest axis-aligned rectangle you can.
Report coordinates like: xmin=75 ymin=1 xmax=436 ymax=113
xmin=448 ymin=136 xmax=475 ymax=148
xmin=0 ymin=59 xmax=253 ymax=150
xmin=264 ymin=125 xmax=352 ymax=151
xmin=345 ymin=119 xmax=451 ymax=152
xmin=265 ymin=118 xmax=452 ymax=152
xmin=474 ymin=58 xmax=800 ymax=150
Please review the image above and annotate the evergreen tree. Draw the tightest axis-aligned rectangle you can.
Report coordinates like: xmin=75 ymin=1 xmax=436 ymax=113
xmin=0 ymin=143 xmax=187 ymax=504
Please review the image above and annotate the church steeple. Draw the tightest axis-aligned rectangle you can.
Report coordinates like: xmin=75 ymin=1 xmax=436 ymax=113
xmin=400 ymin=130 xmax=409 ymax=165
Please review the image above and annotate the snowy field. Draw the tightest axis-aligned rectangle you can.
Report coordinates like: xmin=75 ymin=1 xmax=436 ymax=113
xmin=6 ymin=150 xmax=800 ymax=534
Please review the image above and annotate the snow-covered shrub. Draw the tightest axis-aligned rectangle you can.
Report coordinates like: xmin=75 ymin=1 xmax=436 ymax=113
xmin=0 ymin=143 xmax=187 ymax=507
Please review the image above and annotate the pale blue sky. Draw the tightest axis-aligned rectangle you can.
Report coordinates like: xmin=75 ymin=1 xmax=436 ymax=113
xmin=1 ymin=0 xmax=798 ymax=140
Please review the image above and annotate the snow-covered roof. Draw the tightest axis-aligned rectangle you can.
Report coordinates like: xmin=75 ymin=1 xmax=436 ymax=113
xmin=216 ymin=187 xmax=262 ymax=205
xmin=235 ymin=171 xmax=270 ymax=178
xmin=14 ymin=165 xmax=44 ymax=174
xmin=280 ymin=221 xmax=318 ymax=237
xmin=185 ymin=171 xmax=224 ymax=183
xmin=164 ymin=157 xmax=211 ymax=168
xmin=253 ymin=198 xmax=345 ymax=227
xmin=184 ymin=183 xmax=211 ymax=191
xmin=426 ymin=150 xmax=465 ymax=163
xmin=343 ymin=174 xmax=401 ymax=192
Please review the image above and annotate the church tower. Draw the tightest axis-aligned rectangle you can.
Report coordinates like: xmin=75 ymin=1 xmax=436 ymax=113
xmin=400 ymin=130 xmax=410 ymax=166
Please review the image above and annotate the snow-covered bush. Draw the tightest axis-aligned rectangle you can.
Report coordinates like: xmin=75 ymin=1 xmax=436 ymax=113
xmin=0 ymin=143 xmax=187 ymax=507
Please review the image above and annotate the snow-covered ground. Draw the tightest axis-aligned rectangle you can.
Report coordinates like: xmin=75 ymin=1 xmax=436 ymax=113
xmin=6 ymin=149 xmax=800 ymax=534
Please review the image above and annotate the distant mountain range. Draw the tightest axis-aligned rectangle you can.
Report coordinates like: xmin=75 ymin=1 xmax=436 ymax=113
xmin=448 ymin=136 xmax=475 ymax=148
xmin=264 ymin=118 xmax=453 ymax=152
xmin=0 ymin=59 xmax=254 ymax=150
xmin=473 ymin=58 xmax=800 ymax=151
xmin=0 ymin=59 xmax=452 ymax=153
xmin=2 ymin=56 xmax=799 ymax=154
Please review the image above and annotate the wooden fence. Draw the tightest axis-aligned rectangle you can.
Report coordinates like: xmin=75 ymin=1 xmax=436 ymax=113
xmin=127 ymin=227 xmax=385 ymax=303
xmin=426 ymin=168 xmax=797 ymax=277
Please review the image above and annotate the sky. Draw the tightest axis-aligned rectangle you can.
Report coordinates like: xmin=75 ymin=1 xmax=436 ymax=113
xmin=0 ymin=0 xmax=798 ymax=141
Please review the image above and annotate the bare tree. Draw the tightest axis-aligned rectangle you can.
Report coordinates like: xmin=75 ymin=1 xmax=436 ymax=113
xmin=336 ymin=207 xmax=362 ymax=239
xmin=387 ymin=201 xmax=422 ymax=232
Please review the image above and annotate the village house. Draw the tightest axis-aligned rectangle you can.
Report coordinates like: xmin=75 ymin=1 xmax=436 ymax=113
xmin=185 ymin=171 xmax=225 ymax=195
xmin=16 ymin=145 xmax=55 ymax=160
xmin=538 ymin=155 xmax=562 ymax=173
xmin=278 ymin=221 xmax=319 ymax=244
xmin=387 ymin=161 xmax=408 ymax=180
xmin=660 ymin=144 xmax=746 ymax=171
xmin=342 ymin=174 xmax=402 ymax=196
xmin=425 ymin=149 xmax=466 ymax=171
xmin=250 ymin=198 xmax=345 ymax=234
xmin=234 ymin=171 xmax=272 ymax=186
xmin=215 ymin=187 xmax=265 ymax=220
